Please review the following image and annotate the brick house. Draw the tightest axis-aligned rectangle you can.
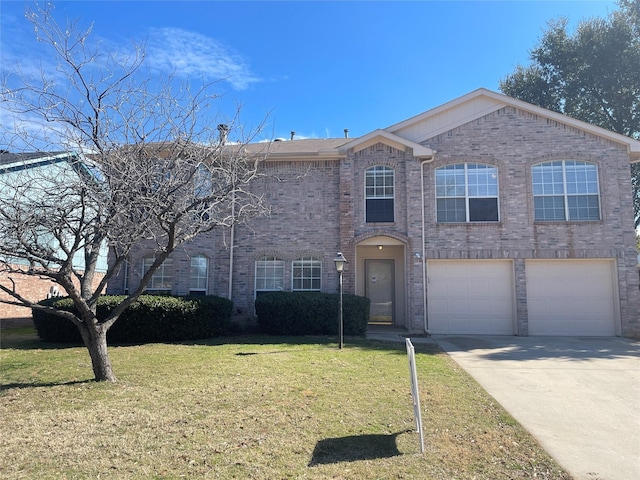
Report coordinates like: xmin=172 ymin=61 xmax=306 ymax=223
xmin=107 ymin=89 xmax=640 ymax=337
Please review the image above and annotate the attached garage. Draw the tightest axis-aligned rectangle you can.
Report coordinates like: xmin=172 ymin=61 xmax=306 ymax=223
xmin=427 ymin=260 xmax=515 ymax=335
xmin=525 ymin=259 xmax=618 ymax=336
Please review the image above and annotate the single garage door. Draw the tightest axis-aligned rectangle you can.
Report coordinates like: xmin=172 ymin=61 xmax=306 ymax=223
xmin=525 ymin=259 xmax=617 ymax=336
xmin=427 ymin=260 xmax=515 ymax=334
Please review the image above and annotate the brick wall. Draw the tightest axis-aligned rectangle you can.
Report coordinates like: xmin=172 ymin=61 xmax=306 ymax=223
xmin=0 ymin=268 xmax=106 ymax=320
xmin=106 ymin=104 xmax=639 ymax=336
xmin=417 ymin=106 xmax=639 ymax=336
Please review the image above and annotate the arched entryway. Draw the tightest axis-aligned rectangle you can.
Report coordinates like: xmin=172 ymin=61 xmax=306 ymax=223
xmin=355 ymin=236 xmax=407 ymax=329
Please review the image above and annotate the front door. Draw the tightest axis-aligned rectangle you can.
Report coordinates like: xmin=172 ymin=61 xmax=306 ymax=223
xmin=365 ymin=259 xmax=395 ymax=325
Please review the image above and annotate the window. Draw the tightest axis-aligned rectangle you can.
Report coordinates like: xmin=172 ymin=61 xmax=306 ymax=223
xmin=123 ymin=259 xmax=130 ymax=294
xmin=436 ymin=163 xmax=499 ymax=222
xmin=194 ymin=164 xmax=213 ymax=199
xmin=365 ymin=166 xmax=394 ymax=222
xmin=532 ymin=161 xmax=600 ymax=221
xmin=190 ymin=255 xmax=209 ymax=295
xmin=255 ymin=256 xmax=284 ymax=296
xmin=142 ymin=255 xmax=173 ymax=291
xmin=292 ymin=257 xmax=321 ymax=291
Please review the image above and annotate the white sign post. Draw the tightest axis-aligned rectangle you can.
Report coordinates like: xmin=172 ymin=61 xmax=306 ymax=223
xmin=406 ymin=338 xmax=425 ymax=454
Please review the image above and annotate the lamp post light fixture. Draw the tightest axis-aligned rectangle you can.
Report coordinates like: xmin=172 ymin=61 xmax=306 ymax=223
xmin=333 ymin=252 xmax=347 ymax=349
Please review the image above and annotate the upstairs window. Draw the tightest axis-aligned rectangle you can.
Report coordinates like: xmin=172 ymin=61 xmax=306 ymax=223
xmin=292 ymin=257 xmax=322 ymax=291
xmin=194 ymin=164 xmax=213 ymax=199
xmin=532 ymin=161 xmax=600 ymax=221
xmin=255 ymin=256 xmax=284 ymax=297
xmin=142 ymin=255 xmax=173 ymax=292
xmin=365 ymin=166 xmax=394 ymax=222
xmin=436 ymin=163 xmax=499 ymax=222
xmin=190 ymin=255 xmax=209 ymax=295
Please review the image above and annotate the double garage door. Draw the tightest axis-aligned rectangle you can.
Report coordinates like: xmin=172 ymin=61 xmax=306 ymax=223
xmin=427 ymin=259 xmax=617 ymax=336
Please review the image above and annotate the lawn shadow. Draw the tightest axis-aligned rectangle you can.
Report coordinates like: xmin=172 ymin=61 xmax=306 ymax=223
xmin=1 ymin=379 xmax=93 ymax=390
xmin=308 ymin=431 xmax=410 ymax=466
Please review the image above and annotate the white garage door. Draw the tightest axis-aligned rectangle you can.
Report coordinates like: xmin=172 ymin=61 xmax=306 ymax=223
xmin=427 ymin=260 xmax=515 ymax=335
xmin=525 ymin=260 xmax=617 ymax=336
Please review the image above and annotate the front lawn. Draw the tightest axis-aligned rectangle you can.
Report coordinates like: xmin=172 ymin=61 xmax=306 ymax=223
xmin=0 ymin=329 xmax=571 ymax=479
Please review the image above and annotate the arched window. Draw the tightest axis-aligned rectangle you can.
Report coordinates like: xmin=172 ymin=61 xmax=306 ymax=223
xmin=142 ymin=255 xmax=173 ymax=292
xmin=365 ymin=165 xmax=394 ymax=222
xmin=292 ymin=257 xmax=322 ymax=291
xmin=190 ymin=255 xmax=209 ymax=295
xmin=436 ymin=163 xmax=499 ymax=222
xmin=255 ymin=256 xmax=284 ymax=297
xmin=532 ymin=160 xmax=600 ymax=221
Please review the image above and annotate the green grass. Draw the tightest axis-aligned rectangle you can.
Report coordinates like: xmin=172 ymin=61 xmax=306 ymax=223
xmin=0 ymin=328 xmax=572 ymax=479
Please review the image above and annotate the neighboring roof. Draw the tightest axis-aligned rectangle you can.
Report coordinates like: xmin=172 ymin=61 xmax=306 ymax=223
xmin=386 ymin=88 xmax=640 ymax=162
xmin=0 ymin=152 xmax=76 ymax=171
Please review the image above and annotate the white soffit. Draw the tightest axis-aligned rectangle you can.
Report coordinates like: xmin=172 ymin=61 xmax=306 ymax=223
xmin=338 ymin=129 xmax=434 ymax=158
xmin=387 ymin=88 xmax=640 ymax=163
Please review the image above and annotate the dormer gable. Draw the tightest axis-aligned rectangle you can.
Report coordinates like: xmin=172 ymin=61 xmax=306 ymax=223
xmin=338 ymin=129 xmax=434 ymax=159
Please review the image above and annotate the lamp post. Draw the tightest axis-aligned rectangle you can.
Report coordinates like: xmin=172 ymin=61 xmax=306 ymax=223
xmin=333 ymin=252 xmax=347 ymax=349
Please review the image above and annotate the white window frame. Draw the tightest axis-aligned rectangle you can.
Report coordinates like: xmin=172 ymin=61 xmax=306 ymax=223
xmin=365 ymin=165 xmax=395 ymax=222
xmin=189 ymin=254 xmax=209 ymax=295
xmin=194 ymin=164 xmax=213 ymax=199
xmin=435 ymin=163 xmax=500 ymax=223
xmin=142 ymin=255 xmax=173 ymax=291
xmin=532 ymin=160 xmax=601 ymax=222
xmin=292 ymin=257 xmax=322 ymax=292
xmin=255 ymin=256 xmax=284 ymax=297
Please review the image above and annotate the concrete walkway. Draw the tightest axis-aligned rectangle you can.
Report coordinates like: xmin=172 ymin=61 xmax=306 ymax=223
xmin=431 ymin=335 xmax=640 ymax=480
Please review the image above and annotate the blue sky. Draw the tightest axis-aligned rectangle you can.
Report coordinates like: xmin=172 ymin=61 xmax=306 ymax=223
xmin=1 ymin=1 xmax=619 ymax=142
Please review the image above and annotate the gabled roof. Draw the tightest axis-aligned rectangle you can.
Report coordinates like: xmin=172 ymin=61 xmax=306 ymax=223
xmin=386 ymin=88 xmax=640 ymax=162
xmin=338 ymin=129 xmax=434 ymax=159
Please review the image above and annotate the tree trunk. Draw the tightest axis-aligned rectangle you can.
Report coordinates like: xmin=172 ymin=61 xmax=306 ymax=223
xmin=79 ymin=322 xmax=117 ymax=382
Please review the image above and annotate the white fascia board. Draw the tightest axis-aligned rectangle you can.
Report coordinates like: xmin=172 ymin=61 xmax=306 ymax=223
xmin=386 ymin=88 xmax=640 ymax=163
xmin=338 ymin=129 xmax=434 ymax=158
xmin=263 ymin=151 xmax=346 ymax=161
xmin=385 ymin=88 xmax=495 ymax=134
xmin=0 ymin=152 xmax=77 ymax=171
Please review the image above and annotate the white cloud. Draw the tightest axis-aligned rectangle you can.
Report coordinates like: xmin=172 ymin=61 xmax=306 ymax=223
xmin=146 ymin=28 xmax=261 ymax=91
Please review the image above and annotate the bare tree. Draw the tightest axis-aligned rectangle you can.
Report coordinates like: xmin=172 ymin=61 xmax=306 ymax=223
xmin=0 ymin=4 xmax=269 ymax=382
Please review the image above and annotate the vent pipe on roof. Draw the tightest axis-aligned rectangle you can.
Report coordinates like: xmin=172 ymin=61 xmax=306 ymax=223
xmin=217 ymin=124 xmax=230 ymax=144
xmin=290 ymin=131 xmax=296 ymax=141
xmin=344 ymin=128 xmax=349 ymax=138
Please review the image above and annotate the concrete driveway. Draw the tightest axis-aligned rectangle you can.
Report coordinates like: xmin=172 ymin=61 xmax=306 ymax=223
xmin=433 ymin=335 xmax=640 ymax=480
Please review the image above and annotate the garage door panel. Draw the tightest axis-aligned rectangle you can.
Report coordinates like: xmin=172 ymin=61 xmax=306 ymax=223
xmin=526 ymin=260 xmax=616 ymax=336
xmin=427 ymin=260 xmax=515 ymax=335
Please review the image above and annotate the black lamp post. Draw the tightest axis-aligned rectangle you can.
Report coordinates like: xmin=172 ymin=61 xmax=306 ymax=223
xmin=333 ymin=252 xmax=347 ymax=349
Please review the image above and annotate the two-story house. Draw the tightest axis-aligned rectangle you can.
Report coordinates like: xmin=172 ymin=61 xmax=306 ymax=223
xmin=108 ymin=89 xmax=640 ymax=337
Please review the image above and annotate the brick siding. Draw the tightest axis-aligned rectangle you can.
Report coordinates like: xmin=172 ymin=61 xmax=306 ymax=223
xmin=107 ymin=104 xmax=639 ymax=337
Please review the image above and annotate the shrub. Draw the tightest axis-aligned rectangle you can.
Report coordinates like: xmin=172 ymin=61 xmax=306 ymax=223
xmin=255 ymin=292 xmax=369 ymax=336
xmin=32 ymin=294 xmax=233 ymax=344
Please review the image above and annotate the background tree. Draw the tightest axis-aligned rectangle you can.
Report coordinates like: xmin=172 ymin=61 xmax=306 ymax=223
xmin=500 ymin=0 xmax=640 ymax=227
xmin=0 ymin=4 xmax=269 ymax=382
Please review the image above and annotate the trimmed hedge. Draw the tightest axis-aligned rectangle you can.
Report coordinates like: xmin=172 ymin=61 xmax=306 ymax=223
xmin=255 ymin=292 xmax=370 ymax=336
xmin=32 ymin=294 xmax=233 ymax=344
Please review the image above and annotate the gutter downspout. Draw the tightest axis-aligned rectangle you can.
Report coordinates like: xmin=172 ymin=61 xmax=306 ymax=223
xmin=228 ymin=189 xmax=236 ymax=300
xmin=420 ymin=153 xmax=436 ymax=334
